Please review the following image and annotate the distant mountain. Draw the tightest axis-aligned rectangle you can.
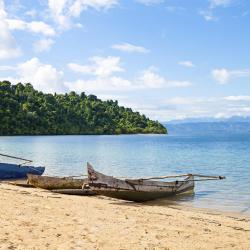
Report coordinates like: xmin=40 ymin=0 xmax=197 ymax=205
xmin=166 ymin=116 xmax=250 ymax=124
xmin=163 ymin=117 xmax=250 ymax=136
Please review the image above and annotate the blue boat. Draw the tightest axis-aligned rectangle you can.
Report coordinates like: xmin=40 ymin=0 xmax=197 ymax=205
xmin=0 ymin=153 xmax=45 ymax=180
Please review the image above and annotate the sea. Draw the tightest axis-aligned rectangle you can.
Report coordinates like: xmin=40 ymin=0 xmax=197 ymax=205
xmin=1 ymin=123 xmax=250 ymax=215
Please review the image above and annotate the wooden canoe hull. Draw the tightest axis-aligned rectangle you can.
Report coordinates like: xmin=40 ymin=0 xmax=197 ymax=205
xmin=87 ymin=163 xmax=194 ymax=202
xmin=27 ymin=174 xmax=86 ymax=190
xmin=8 ymin=180 xmax=34 ymax=188
xmin=51 ymin=189 xmax=96 ymax=196
xmin=92 ymin=187 xmax=194 ymax=202
xmin=0 ymin=163 xmax=45 ymax=180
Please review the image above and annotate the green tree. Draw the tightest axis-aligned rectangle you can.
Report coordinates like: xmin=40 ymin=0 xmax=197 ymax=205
xmin=0 ymin=81 xmax=167 ymax=135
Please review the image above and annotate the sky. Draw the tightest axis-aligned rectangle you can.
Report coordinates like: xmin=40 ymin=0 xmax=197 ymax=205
xmin=0 ymin=0 xmax=250 ymax=121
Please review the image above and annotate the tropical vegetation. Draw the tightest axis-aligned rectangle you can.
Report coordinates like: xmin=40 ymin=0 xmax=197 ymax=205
xmin=0 ymin=81 xmax=167 ymax=135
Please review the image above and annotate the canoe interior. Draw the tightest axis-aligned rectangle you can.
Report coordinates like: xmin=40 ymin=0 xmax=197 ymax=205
xmin=0 ymin=163 xmax=45 ymax=180
xmin=28 ymin=174 xmax=87 ymax=190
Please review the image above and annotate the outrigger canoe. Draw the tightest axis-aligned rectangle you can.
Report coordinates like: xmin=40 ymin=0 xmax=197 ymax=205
xmin=0 ymin=153 xmax=45 ymax=180
xmin=0 ymin=163 xmax=45 ymax=180
xmin=27 ymin=174 xmax=86 ymax=190
xmin=87 ymin=163 xmax=195 ymax=202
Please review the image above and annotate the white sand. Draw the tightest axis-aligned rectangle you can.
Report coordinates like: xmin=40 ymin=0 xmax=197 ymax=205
xmin=0 ymin=183 xmax=249 ymax=250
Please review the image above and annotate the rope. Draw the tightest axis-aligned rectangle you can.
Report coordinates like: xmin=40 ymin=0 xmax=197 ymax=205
xmin=0 ymin=153 xmax=44 ymax=173
xmin=0 ymin=153 xmax=32 ymax=163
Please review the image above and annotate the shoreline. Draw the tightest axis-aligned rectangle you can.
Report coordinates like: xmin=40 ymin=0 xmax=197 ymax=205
xmin=0 ymin=133 xmax=167 ymax=137
xmin=1 ymin=183 xmax=249 ymax=249
xmin=147 ymin=198 xmax=250 ymax=220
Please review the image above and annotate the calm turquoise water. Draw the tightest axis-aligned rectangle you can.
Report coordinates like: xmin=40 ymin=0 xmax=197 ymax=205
xmin=1 ymin=133 xmax=250 ymax=214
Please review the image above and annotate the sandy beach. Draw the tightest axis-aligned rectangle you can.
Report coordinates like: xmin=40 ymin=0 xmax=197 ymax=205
xmin=0 ymin=183 xmax=249 ymax=250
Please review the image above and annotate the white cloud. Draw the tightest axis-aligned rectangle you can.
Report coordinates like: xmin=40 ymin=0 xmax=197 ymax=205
xmin=67 ymin=56 xmax=133 ymax=93
xmin=68 ymin=56 xmax=124 ymax=77
xmin=115 ymin=96 xmax=207 ymax=121
xmin=66 ymin=58 xmax=194 ymax=97
xmin=212 ymin=68 xmax=230 ymax=83
xmin=16 ymin=57 xmax=67 ymax=93
xmin=68 ymin=75 xmax=191 ymax=94
xmin=97 ymin=94 xmax=128 ymax=101
xmin=47 ymin=0 xmax=69 ymax=29
xmin=136 ymin=0 xmax=164 ymax=5
xmin=67 ymin=64 xmax=192 ymax=93
xmin=33 ymin=38 xmax=55 ymax=52
xmin=209 ymin=0 xmax=232 ymax=8
xmin=145 ymin=95 xmax=250 ymax=121
xmin=199 ymin=10 xmax=217 ymax=21
xmin=0 ymin=0 xmax=21 ymax=59
xmin=1 ymin=54 xmax=192 ymax=97
xmin=163 ymin=97 xmax=197 ymax=105
xmin=69 ymin=0 xmax=118 ymax=16
xmin=66 ymin=76 xmax=132 ymax=93
xmin=178 ymin=61 xmax=195 ymax=68
xmin=223 ymin=96 xmax=250 ymax=101
xmin=200 ymin=0 xmax=233 ymax=21
xmin=167 ymin=80 xmax=192 ymax=87
xmin=136 ymin=68 xmax=165 ymax=88
xmin=48 ymin=0 xmax=118 ymax=29
xmin=112 ymin=43 xmax=150 ymax=53
xmin=212 ymin=68 xmax=250 ymax=84
xmin=136 ymin=68 xmax=192 ymax=89
xmin=7 ymin=19 xmax=56 ymax=36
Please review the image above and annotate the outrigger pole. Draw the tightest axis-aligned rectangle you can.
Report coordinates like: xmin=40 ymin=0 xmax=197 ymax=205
xmin=0 ymin=153 xmax=33 ymax=165
xmin=136 ymin=173 xmax=225 ymax=181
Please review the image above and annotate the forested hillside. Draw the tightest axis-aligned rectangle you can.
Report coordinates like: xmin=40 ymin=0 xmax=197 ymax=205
xmin=0 ymin=81 xmax=167 ymax=135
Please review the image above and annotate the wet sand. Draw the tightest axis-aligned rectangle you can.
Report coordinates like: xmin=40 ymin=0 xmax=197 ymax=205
xmin=0 ymin=183 xmax=249 ymax=250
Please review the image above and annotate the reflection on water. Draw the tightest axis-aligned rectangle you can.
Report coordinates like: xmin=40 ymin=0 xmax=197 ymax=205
xmin=0 ymin=134 xmax=250 ymax=214
xmin=147 ymin=192 xmax=196 ymax=206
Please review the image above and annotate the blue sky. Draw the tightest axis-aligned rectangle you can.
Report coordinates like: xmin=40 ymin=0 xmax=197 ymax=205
xmin=0 ymin=0 xmax=250 ymax=121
